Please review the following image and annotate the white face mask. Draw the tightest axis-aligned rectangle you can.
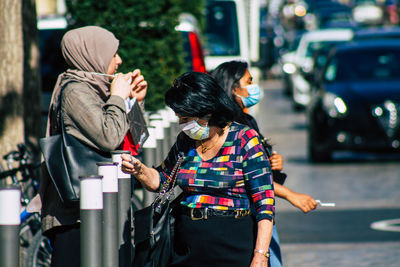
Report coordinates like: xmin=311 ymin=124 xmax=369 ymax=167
xmin=179 ymin=119 xmax=210 ymax=140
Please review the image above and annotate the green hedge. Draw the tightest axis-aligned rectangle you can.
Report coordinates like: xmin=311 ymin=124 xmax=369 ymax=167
xmin=66 ymin=0 xmax=204 ymax=111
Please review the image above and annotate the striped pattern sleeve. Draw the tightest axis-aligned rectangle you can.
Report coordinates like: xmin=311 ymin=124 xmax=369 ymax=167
xmin=156 ymin=132 xmax=189 ymax=190
xmin=240 ymin=127 xmax=275 ymax=222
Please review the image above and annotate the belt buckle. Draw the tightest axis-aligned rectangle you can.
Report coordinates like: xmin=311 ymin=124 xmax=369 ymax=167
xmin=190 ymin=207 xmax=208 ymax=220
xmin=235 ymin=209 xmax=248 ymax=219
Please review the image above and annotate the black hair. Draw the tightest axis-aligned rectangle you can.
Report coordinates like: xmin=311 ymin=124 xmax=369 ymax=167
xmin=210 ymin=61 xmax=248 ymax=100
xmin=165 ymin=71 xmax=240 ymax=128
xmin=210 ymin=60 xmax=250 ymax=126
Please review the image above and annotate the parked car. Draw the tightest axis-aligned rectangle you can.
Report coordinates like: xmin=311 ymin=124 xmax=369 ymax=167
xmin=353 ymin=26 xmax=400 ymax=41
xmin=352 ymin=0 xmax=384 ymax=26
xmin=307 ymin=40 xmax=400 ymax=162
xmin=289 ymin=28 xmax=353 ymax=110
xmin=203 ymin=0 xmax=249 ymax=71
xmin=176 ymin=13 xmax=207 ymax=73
xmin=306 ymin=0 xmax=357 ymax=29
xmin=278 ymin=30 xmax=304 ymax=96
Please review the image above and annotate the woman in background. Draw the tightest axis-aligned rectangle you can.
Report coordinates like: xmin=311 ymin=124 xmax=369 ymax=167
xmin=211 ymin=60 xmax=317 ymax=266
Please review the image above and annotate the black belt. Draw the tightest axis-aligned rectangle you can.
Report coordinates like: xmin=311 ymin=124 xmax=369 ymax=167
xmin=180 ymin=205 xmax=251 ymax=220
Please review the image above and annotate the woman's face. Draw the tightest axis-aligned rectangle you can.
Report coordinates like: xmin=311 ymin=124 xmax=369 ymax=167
xmin=232 ymin=69 xmax=253 ymax=108
xmin=107 ymin=53 xmax=122 ymax=76
xmin=233 ymin=69 xmax=253 ymax=97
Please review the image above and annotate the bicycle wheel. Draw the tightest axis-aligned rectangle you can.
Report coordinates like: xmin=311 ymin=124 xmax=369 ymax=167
xmin=26 ymin=230 xmax=52 ymax=267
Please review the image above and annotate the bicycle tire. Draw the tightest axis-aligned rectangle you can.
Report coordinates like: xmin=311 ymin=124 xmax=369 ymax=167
xmin=25 ymin=230 xmax=52 ymax=267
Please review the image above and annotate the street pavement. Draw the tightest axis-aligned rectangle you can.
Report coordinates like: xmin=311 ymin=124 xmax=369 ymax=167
xmin=254 ymin=79 xmax=400 ymax=267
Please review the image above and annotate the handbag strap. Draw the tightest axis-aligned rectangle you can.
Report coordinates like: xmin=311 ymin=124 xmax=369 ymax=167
xmin=154 ymin=152 xmax=185 ymax=206
xmin=53 ymin=82 xmax=68 ymax=139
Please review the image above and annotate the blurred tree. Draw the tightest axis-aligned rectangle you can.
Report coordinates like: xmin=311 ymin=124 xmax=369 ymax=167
xmin=66 ymin=0 xmax=205 ymax=111
xmin=0 ymin=0 xmax=41 ymax=164
xmin=23 ymin=0 xmax=42 ymax=155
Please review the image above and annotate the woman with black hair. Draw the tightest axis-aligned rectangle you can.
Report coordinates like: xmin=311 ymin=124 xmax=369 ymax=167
xmin=211 ymin=60 xmax=318 ymax=266
xmin=122 ymin=71 xmax=275 ymax=267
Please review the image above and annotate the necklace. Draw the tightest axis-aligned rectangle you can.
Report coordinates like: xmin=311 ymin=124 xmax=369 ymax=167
xmin=200 ymin=139 xmax=216 ymax=153
xmin=199 ymin=124 xmax=231 ymax=153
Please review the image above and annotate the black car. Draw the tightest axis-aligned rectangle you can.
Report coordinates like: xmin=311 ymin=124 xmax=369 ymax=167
xmin=353 ymin=26 xmax=400 ymax=41
xmin=307 ymin=40 xmax=400 ymax=162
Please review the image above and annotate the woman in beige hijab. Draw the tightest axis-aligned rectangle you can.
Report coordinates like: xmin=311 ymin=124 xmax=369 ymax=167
xmin=40 ymin=26 xmax=147 ymax=267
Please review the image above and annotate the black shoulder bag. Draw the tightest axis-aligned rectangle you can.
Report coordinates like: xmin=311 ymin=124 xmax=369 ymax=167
xmin=39 ymin=93 xmax=111 ymax=207
xmin=133 ymin=152 xmax=185 ymax=267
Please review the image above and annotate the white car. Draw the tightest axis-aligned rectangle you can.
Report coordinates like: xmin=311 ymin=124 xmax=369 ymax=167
xmin=290 ymin=28 xmax=353 ymax=109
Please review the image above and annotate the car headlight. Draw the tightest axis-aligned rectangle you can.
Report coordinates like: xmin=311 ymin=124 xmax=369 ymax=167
xmin=323 ymin=92 xmax=347 ymax=118
xmin=283 ymin=63 xmax=296 ymax=74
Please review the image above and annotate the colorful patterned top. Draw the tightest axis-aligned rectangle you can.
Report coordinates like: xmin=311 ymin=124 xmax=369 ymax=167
xmin=157 ymin=122 xmax=275 ymax=222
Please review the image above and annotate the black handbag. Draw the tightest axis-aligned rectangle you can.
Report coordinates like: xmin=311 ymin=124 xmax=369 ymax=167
xmin=39 ymin=98 xmax=110 ymax=207
xmin=133 ymin=152 xmax=185 ymax=267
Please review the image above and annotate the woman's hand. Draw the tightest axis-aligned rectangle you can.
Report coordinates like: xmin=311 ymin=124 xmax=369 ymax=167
xmin=110 ymin=73 xmax=132 ymax=100
xmin=121 ymin=154 xmax=160 ymax=191
xmin=286 ymin=191 xmax=317 ymax=213
xmin=128 ymin=69 xmax=148 ymax=102
xmin=269 ymin=152 xmax=283 ymax=171
xmin=121 ymin=153 xmax=143 ymax=176
xmin=250 ymin=253 xmax=269 ymax=267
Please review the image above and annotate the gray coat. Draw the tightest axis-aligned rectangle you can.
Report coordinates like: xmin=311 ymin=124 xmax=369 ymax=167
xmin=40 ymin=81 xmax=128 ymax=232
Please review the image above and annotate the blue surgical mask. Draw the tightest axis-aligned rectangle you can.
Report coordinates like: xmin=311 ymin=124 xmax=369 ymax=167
xmin=238 ymin=84 xmax=261 ymax=108
xmin=179 ymin=119 xmax=210 ymax=140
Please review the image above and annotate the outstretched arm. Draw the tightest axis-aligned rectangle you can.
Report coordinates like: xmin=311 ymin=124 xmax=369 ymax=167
xmin=274 ymin=182 xmax=317 ymax=213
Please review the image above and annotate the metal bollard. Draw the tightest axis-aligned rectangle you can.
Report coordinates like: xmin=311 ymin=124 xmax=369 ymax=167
xmin=158 ymin=110 xmax=172 ymax=156
xmin=111 ymin=150 xmax=132 ymax=267
xmin=0 ymin=186 xmax=21 ymax=267
xmin=97 ymin=162 xmax=119 ymax=267
xmin=141 ymin=127 xmax=157 ymax=207
xmin=160 ymin=108 xmax=178 ymax=147
xmin=166 ymin=107 xmax=179 ymax=142
xmin=149 ymin=115 xmax=165 ymax=165
xmin=80 ymin=175 xmax=103 ymax=267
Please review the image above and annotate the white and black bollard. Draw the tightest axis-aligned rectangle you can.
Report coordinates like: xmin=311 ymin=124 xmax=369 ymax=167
xmin=0 ymin=186 xmax=21 ymax=267
xmin=160 ymin=108 xmax=177 ymax=148
xmin=80 ymin=175 xmax=103 ymax=267
xmin=97 ymin=162 xmax=119 ymax=267
xmin=165 ymin=107 xmax=179 ymax=144
xmin=149 ymin=114 xmax=166 ymax=165
xmin=158 ymin=110 xmax=172 ymax=158
xmin=142 ymin=126 xmax=157 ymax=207
xmin=111 ymin=150 xmax=132 ymax=267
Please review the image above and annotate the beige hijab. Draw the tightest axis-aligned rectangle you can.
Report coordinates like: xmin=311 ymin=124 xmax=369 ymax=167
xmin=46 ymin=26 xmax=119 ymax=136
